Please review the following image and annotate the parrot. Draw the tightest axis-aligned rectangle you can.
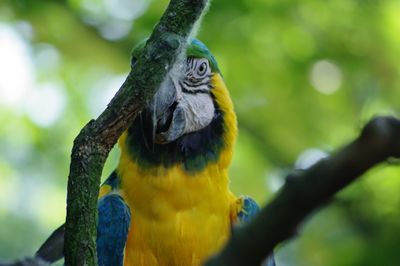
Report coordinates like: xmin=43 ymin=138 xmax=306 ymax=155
xmin=0 ymin=39 xmax=275 ymax=266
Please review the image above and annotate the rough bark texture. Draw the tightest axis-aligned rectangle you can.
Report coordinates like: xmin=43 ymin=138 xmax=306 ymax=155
xmin=64 ymin=0 xmax=209 ymax=265
xmin=205 ymin=116 xmax=400 ymax=266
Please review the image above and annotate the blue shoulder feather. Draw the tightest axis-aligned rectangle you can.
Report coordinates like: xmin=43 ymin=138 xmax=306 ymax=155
xmin=234 ymin=196 xmax=276 ymax=266
xmin=236 ymin=196 xmax=260 ymax=224
xmin=97 ymin=194 xmax=131 ymax=266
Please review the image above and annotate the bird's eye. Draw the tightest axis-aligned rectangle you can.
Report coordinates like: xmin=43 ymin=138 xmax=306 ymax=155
xmin=196 ymin=60 xmax=209 ymax=77
xmin=198 ymin=62 xmax=206 ymax=73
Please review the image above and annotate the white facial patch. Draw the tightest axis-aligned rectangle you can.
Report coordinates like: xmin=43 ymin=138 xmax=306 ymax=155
xmin=152 ymin=57 xmax=216 ymax=144
xmin=179 ymin=92 xmax=214 ymax=135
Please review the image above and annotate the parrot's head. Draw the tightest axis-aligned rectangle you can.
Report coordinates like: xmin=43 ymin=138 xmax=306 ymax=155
xmin=120 ymin=39 xmax=237 ymax=173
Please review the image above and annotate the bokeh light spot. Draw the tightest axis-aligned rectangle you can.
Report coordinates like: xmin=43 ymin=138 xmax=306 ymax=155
xmin=104 ymin=0 xmax=150 ymax=20
xmin=0 ymin=24 xmax=34 ymax=108
xmin=24 ymin=83 xmax=67 ymax=127
xmin=34 ymin=43 xmax=61 ymax=72
xmin=295 ymin=148 xmax=328 ymax=170
xmin=310 ymin=60 xmax=343 ymax=95
xmin=87 ymin=73 xmax=126 ymax=117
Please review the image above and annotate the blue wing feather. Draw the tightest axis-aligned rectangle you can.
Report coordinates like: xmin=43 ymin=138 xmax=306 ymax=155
xmin=97 ymin=194 xmax=131 ymax=266
xmin=234 ymin=196 xmax=276 ymax=266
xmin=236 ymin=196 xmax=260 ymax=224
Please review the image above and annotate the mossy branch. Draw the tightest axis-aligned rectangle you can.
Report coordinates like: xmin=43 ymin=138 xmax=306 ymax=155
xmin=64 ymin=0 xmax=209 ymax=265
xmin=205 ymin=116 xmax=400 ymax=266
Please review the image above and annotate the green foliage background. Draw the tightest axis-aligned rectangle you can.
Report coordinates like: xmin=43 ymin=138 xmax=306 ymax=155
xmin=1 ymin=0 xmax=400 ymax=265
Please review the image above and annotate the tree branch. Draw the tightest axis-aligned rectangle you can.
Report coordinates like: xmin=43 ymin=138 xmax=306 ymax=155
xmin=64 ymin=0 xmax=209 ymax=265
xmin=205 ymin=116 xmax=400 ymax=266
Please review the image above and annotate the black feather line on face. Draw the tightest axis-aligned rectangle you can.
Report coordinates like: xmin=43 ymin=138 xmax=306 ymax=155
xmin=182 ymin=79 xmax=210 ymax=88
xmin=180 ymin=86 xmax=209 ymax=95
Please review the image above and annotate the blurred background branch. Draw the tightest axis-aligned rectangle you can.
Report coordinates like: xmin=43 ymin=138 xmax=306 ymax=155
xmin=206 ymin=116 xmax=400 ymax=265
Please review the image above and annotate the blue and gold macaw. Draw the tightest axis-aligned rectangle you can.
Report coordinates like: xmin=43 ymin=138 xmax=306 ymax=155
xmin=6 ymin=39 xmax=275 ymax=266
xmin=97 ymin=38 xmax=275 ymax=266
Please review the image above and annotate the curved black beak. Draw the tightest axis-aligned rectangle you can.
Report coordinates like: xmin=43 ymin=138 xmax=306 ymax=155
xmin=146 ymin=75 xmax=186 ymax=144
